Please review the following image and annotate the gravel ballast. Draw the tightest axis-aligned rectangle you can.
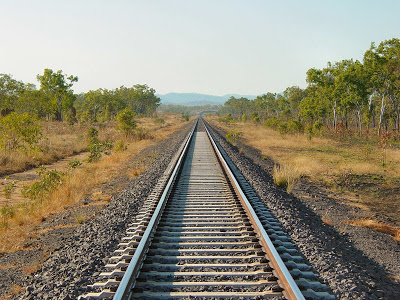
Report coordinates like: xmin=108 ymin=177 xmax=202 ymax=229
xmin=208 ymin=122 xmax=400 ymax=299
xmin=7 ymin=123 xmax=193 ymax=299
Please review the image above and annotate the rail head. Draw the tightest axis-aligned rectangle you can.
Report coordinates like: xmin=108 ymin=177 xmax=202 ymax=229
xmin=203 ymin=119 xmax=305 ymax=300
xmin=113 ymin=120 xmax=197 ymax=300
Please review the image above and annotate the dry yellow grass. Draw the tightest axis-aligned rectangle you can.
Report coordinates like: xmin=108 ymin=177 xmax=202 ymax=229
xmin=0 ymin=114 xmax=188 ymax=253
xmin=208 ymin=118 xmax=400 ymax=181
xmin=273 ymin=164 xmax=301 ymax=193
xmin=0 ymin=122 xmax=89 ymax=175
xmin=349 ymin=219 xmax=400 ymax=242
xmin=207 ymin=117 xmax=400 ymax=231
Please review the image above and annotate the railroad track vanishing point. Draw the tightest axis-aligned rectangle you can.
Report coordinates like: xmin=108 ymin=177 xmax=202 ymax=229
xmin=82 ymin=119 xmax=333 ymax=299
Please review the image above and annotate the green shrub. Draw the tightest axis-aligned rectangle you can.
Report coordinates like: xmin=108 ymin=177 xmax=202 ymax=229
xmin=88 ymin=127 xmax=98 ymax=139
xmin=218 ymin=114 xmax=235 ymax=124
xmin=153 ymin=117 xmax=165 ymax=125
xmin=313 ymin=120 xmax=324 ymax=134
xmin=116 ymin=108 xmax=137 ymax=136
xmin=226 ymin=129 xmax=243 ymax=146
xmin=86 ymin=128 xmax=113 ymax=162
xmin=0 ymin=205 xmax=15 ymax=228
xmin=0 ymin=112 xmax=43 ymax=153
xmin=3 ymin=176 xmax=16 ymax=198
xmin=241 ymin=113 xmax=248 ymax=122
xmin=68 ymin=158 xmax=82 ymax=169
xmin=115 ymin=140 xmax=127 ymax=152
xmin=87 ymin=142 xmax=103 ymax=162
xmin=22 ymin=167 xmax=65 ymax=202
xmin=287 ymin=120 xmax=304 ymax=134
xmin=251 ymin=112 xmax=260 ymax=123
xmin=264 ymin=117 xmax=279 ymax=129
xmin=277 ymin=122 xmax=288 ymax=135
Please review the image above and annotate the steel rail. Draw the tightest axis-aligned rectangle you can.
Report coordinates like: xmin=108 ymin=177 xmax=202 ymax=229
xmin=203 ymin=120 xmax=305 ymax=300
xmin=113 ymin=120 xmax=197 ymax=300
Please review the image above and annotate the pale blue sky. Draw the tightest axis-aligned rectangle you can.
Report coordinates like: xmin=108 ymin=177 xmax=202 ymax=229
xmin=0 ymin=0 xmax=399 ymax=95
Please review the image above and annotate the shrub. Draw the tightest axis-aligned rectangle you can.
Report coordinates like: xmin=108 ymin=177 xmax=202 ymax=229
xmin=3 ymin=176 xmax=16 ymax=198
xmin=241 ymin=113 xmax=248 ymax=122
xmin=287 ymin=120 xmax=304 ymax=134
xmin=218 ymin=114 xmax=235 ymax=124
xmin=87 ymin=141 xmax=113 ymax=162
xmin=226 ymin=129 xmax=243 ymax=146
xmin=86 ymin=128 xmax=113 ymax=162
xmin=0 ymin=112 xmax=43 ymax=153
xmin=0 ymin=205 xmax=15 ymax=228
xmin=264 ymin=117 xmax=279 ymax=129
xmin=251 ymin=112 xmax=260 ymax=123
xmin=88 ymin=127 xmax=99 ymax=140
xmin=115 ymin=140 xmax=127 ymax=152
xmin=116 ymin=108 xmax=137 ymax=136
xmin=68 ymin=158 xmax=82 ymax=169
xmin=153 ymin=117 xmax=165 ymax=125
xmin=277 ymin=121 xmax=288 ymax=135
xmin=22 ymin=167 xmax=65 ymax=202
xmin=312 ymin=120 xmax=324 ymax=134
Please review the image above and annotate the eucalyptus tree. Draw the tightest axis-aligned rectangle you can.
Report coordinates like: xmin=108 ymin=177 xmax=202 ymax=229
xmin=115 ymin=84 xmax=160 ymax=116
xmin=222 ymin=96 xmax=252 ymax=117
xmin=37 ymin=69 xmax=78 ymax=121
xmin=282 ymin=86 xmax=307 ymax=120
xmin=305 ymin=64 xmax=337 ymax=129
xmin=254 ymin=92 xmax=277 ymax=117
xmin=0 ymin=74 xmax=25 ymax=114
xmin=299 ymin=85 xmax=329 ymax=124
xmin=364 ymin=38 xmax=400 ymax=134
xmin=334 ymin=60 xmax=369 ymax=135
xmin=17 ymin=84 xmax=53 ymax=119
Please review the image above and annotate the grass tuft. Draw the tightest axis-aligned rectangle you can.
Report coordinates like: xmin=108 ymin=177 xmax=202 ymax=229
xmin=273 ymin=164 xmax=301 ymax=193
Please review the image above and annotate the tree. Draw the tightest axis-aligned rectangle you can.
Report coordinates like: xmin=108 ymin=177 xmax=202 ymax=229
xmin=37 ymin=69 xmax=78 ymax=121
xmin=306 ymin=64 xmax=338 ymax=129
xmin=364 ymin=38 xmax=400 ymax=134
xmin=0 ymin=112 xmax=43 ymax=153
xmin=335 ymin=60 xmax=369 ymax=135
xmin=0 ymin=74 xmax=24 ymax=114
xmin=115 ymin=84 xmax=160 ymax=116
xmin=17 ymin=85 xmax=53 ymax=119
xmin=283 ymin=86 xmax=307 ymax=120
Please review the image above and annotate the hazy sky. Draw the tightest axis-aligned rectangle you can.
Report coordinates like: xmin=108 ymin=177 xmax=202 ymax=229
xmin=1 ymin=0 xmax=399 ymax=95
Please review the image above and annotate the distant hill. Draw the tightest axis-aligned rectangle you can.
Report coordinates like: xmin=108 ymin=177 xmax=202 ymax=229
xmin=157 ymin=93 xmax=257 ymax=106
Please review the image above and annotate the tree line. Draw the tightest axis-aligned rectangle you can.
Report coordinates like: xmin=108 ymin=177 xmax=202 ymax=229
xmin=0 ymin=68 xmax=160 ymax=123
xmin=220 ymin=38 xmax=400 ymax=137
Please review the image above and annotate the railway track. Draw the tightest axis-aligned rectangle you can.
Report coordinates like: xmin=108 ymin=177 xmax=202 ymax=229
xmin=82 ymin=119 xmax=333 ymax=299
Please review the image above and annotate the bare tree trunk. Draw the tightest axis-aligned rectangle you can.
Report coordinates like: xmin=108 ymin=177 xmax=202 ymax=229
xmin=333 ymin=99 xmax=337 ymax=130
xmin=378 ymin=91 xmax=386 ymax=135
xmin=389 ymin=93 xmax=400 ymax=133
xmin=357 ymin=103 xmax=362 ymax=136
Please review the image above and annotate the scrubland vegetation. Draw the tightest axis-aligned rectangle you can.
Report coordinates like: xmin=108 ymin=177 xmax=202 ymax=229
xmin=0 ymin=68 xmax=192 ymax=252
xmin=208 ymin=38 xmax=400 ymax=240
xmin=0 ymin=114 xmax=187 ymax=252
